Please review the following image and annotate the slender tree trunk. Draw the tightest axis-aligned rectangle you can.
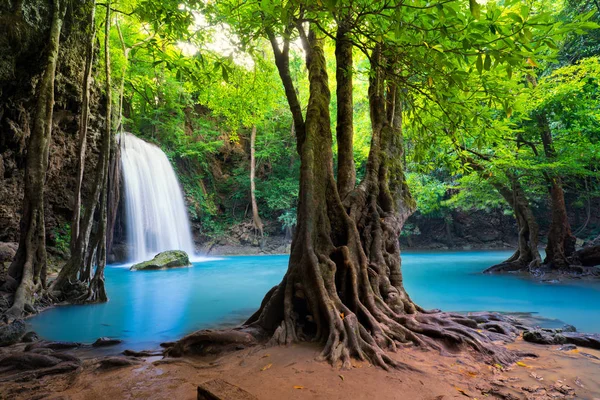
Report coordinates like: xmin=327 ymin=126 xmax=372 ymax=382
xmin=51 ymin=1 xmax=111 ymax=303
xmin=537 ymin=115 xmax=576 ymax=268
xmin=115 ymin=18 xmax=129 ymax=132
xmin=456 ymin=151 xmax=542 ymax=273
xmin=7 ymin=0 xmax=66 ymax=317
xmin=485 ymin=177 xmax=542 ymax=272
xmin=106 ymin=135 xmax=121 ymax=258
xmin=335 ymin=20 xmax=355 ymax=199
xmin=85 ymin=0 xmax=111 ymax=303
xmin=71 ymin=0 xmax=96 ymax=253
xmin=250 ymin=125 xmax=264 ymax=241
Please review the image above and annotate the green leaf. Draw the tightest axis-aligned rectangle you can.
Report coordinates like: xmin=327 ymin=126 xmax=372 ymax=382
xmin=476 ymin=53 xmax=483 ymax=74
xmin=469 ymin=0 xmax=481 ymax=19
xmin=484 ymin=54 xmax=491 ymax=71
xmin=221 ymin=65 xmax=229 ymax=83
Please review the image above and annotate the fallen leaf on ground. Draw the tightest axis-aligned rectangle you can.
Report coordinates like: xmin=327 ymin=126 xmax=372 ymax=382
xmin=261 ymin=363 xmax=272 ymax=371
xmin=455 ymin=387 xmax=470 ymax=397
xmin=516 ymin=361 xmax=530 ymax=368
xmin=261 ymin=354 xmax=270 ymax=358
xmin=293 ymin=385 xmax=304 ymax=390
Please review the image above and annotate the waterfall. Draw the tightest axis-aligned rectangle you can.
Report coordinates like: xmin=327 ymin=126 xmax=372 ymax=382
xmin=120 ymin=133 xmax=196 ymax=262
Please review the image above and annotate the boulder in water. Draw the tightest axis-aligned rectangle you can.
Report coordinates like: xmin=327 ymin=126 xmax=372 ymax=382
xmin=130 ymin=250 xmax=191 ymax=271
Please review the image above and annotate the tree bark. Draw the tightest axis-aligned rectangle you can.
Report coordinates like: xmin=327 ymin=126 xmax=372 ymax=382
xmin=250 ymin=125 xmax=264 ymax=241
xmin=7 ymin=0 xmax=67 ymax=317
xmin=70 ymin=0 xmax=96 ymax=253
xmin=51 ymin=0 xmax=111 ymax=303
xmin=455 ymin=151 xmax=542 ymax=273
xmin=266 ymin=28 xmax=305 ymax=151
xmin=240 ymin=29 xmax=517 ymax=369
xmin=335 ymin=20 xmax=355 ymax=199
xmin=484 ymin=177 xmax=542 ymax=272
xmin=84 ymin=0 xmax=111 ymax=303
xmin=537 ymin=114 xmax=576 ymax=268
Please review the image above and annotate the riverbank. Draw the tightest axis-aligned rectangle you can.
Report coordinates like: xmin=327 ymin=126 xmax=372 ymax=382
xmin=2 ymin=338 xmax=599 ymax=399
xmin=196 ymin=234 xmax=517 ymax=256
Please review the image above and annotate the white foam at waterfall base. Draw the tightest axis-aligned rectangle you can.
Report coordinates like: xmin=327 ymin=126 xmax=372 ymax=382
xmin=120 ymin=132 xmax=210 ymax=263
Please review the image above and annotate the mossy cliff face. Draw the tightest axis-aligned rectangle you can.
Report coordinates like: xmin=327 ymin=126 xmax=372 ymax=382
xmin=0 ymin=0 xmax=103 ymax=260
xmin=130 ymin=251 xmax=191 ymax=271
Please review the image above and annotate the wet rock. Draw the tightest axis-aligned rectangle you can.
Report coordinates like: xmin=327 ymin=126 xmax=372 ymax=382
xmin=558 ymin=344 xmax=577 ymax=351
xmin=0 ymin=319 xmax=26 ymax=346
xmin=130 ymin=250 xmax=190 ymax=271
xmin=0 ymin=361 xmax=80 ymax=383
xmin=108 ymin=243 xmax=131 ymax=264
xmin=524 ymin=329 xmax=600 ymax=350
xmin=92 ymin=337 xmax=123 ymax=347
xmin=523 ymin=330 xmax=557 ymax=345
xmin=25 ymin=341 xmax=81 ymax=351
xmin=52 ymin=353 xmax=81 ymax=364
xmin=29 ymin=348 xmax=54 ymax=355
xmin=21 ymin=331 xmax=39 ymax=343
xmin=562 ymin=324 xmax=577 ymax=333
xmin=562 ymin=332 xmax=600 ymax=350
xmin=122 ymin=349 xmax=162 ymax=357
xmin=580 ymin=352 xmax=600 ymax=360
xmin=0 ymin=352 xmax=62 ymax=370
xmin=96 ymin=356 xmax=141 ymax=370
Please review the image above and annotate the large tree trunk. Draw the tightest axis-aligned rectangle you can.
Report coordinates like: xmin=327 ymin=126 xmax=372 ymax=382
xmin=167 ymin=23 xmax=521 ymax=370
xmin=537 ymin=115 xmax=576 ymax=268
xmin=70 ymin=0 xmax=96 ymax=253
xmin=335 ymin=20 xmax=355 ymax=199
xmin=7 ymin=0 xmax=67 ymax=317
xmin=250 ymin=125 xmax=264 ymax=241
xmin=241 ymin=29 xmax=517 ymax=368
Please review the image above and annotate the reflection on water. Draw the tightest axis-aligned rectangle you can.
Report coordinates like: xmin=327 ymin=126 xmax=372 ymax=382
xmin=28 ymin=251 xmax=600 ymax=349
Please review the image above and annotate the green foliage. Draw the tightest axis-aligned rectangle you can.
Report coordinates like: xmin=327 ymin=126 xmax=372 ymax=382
xmin=91 ymin=0 xmax=599 ymax=239
xmin=406 ymin=173 xmax=450 ymax=217
xmin=52 ymin=223 xmax=71 ymax=254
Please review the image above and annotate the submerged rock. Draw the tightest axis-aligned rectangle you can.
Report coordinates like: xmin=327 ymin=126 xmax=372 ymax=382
xmin=130 ymin=250 xmax=191 ymax=271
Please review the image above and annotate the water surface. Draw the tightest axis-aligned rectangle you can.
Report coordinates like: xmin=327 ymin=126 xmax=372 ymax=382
xmin=28 ymin=251 xmax=600 ymax=349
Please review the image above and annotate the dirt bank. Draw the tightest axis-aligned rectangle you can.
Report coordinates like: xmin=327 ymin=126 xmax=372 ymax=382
xmin=2 ymin=337 xmax=599 ymax=399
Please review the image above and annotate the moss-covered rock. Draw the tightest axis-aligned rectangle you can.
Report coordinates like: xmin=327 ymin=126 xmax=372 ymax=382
xmin=130 ymin=250 xmax=191 ymax=271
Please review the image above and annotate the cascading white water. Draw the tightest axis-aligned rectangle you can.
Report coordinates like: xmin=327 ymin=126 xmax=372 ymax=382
xmin=120 ymin=132 xmax=196 ymax=262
